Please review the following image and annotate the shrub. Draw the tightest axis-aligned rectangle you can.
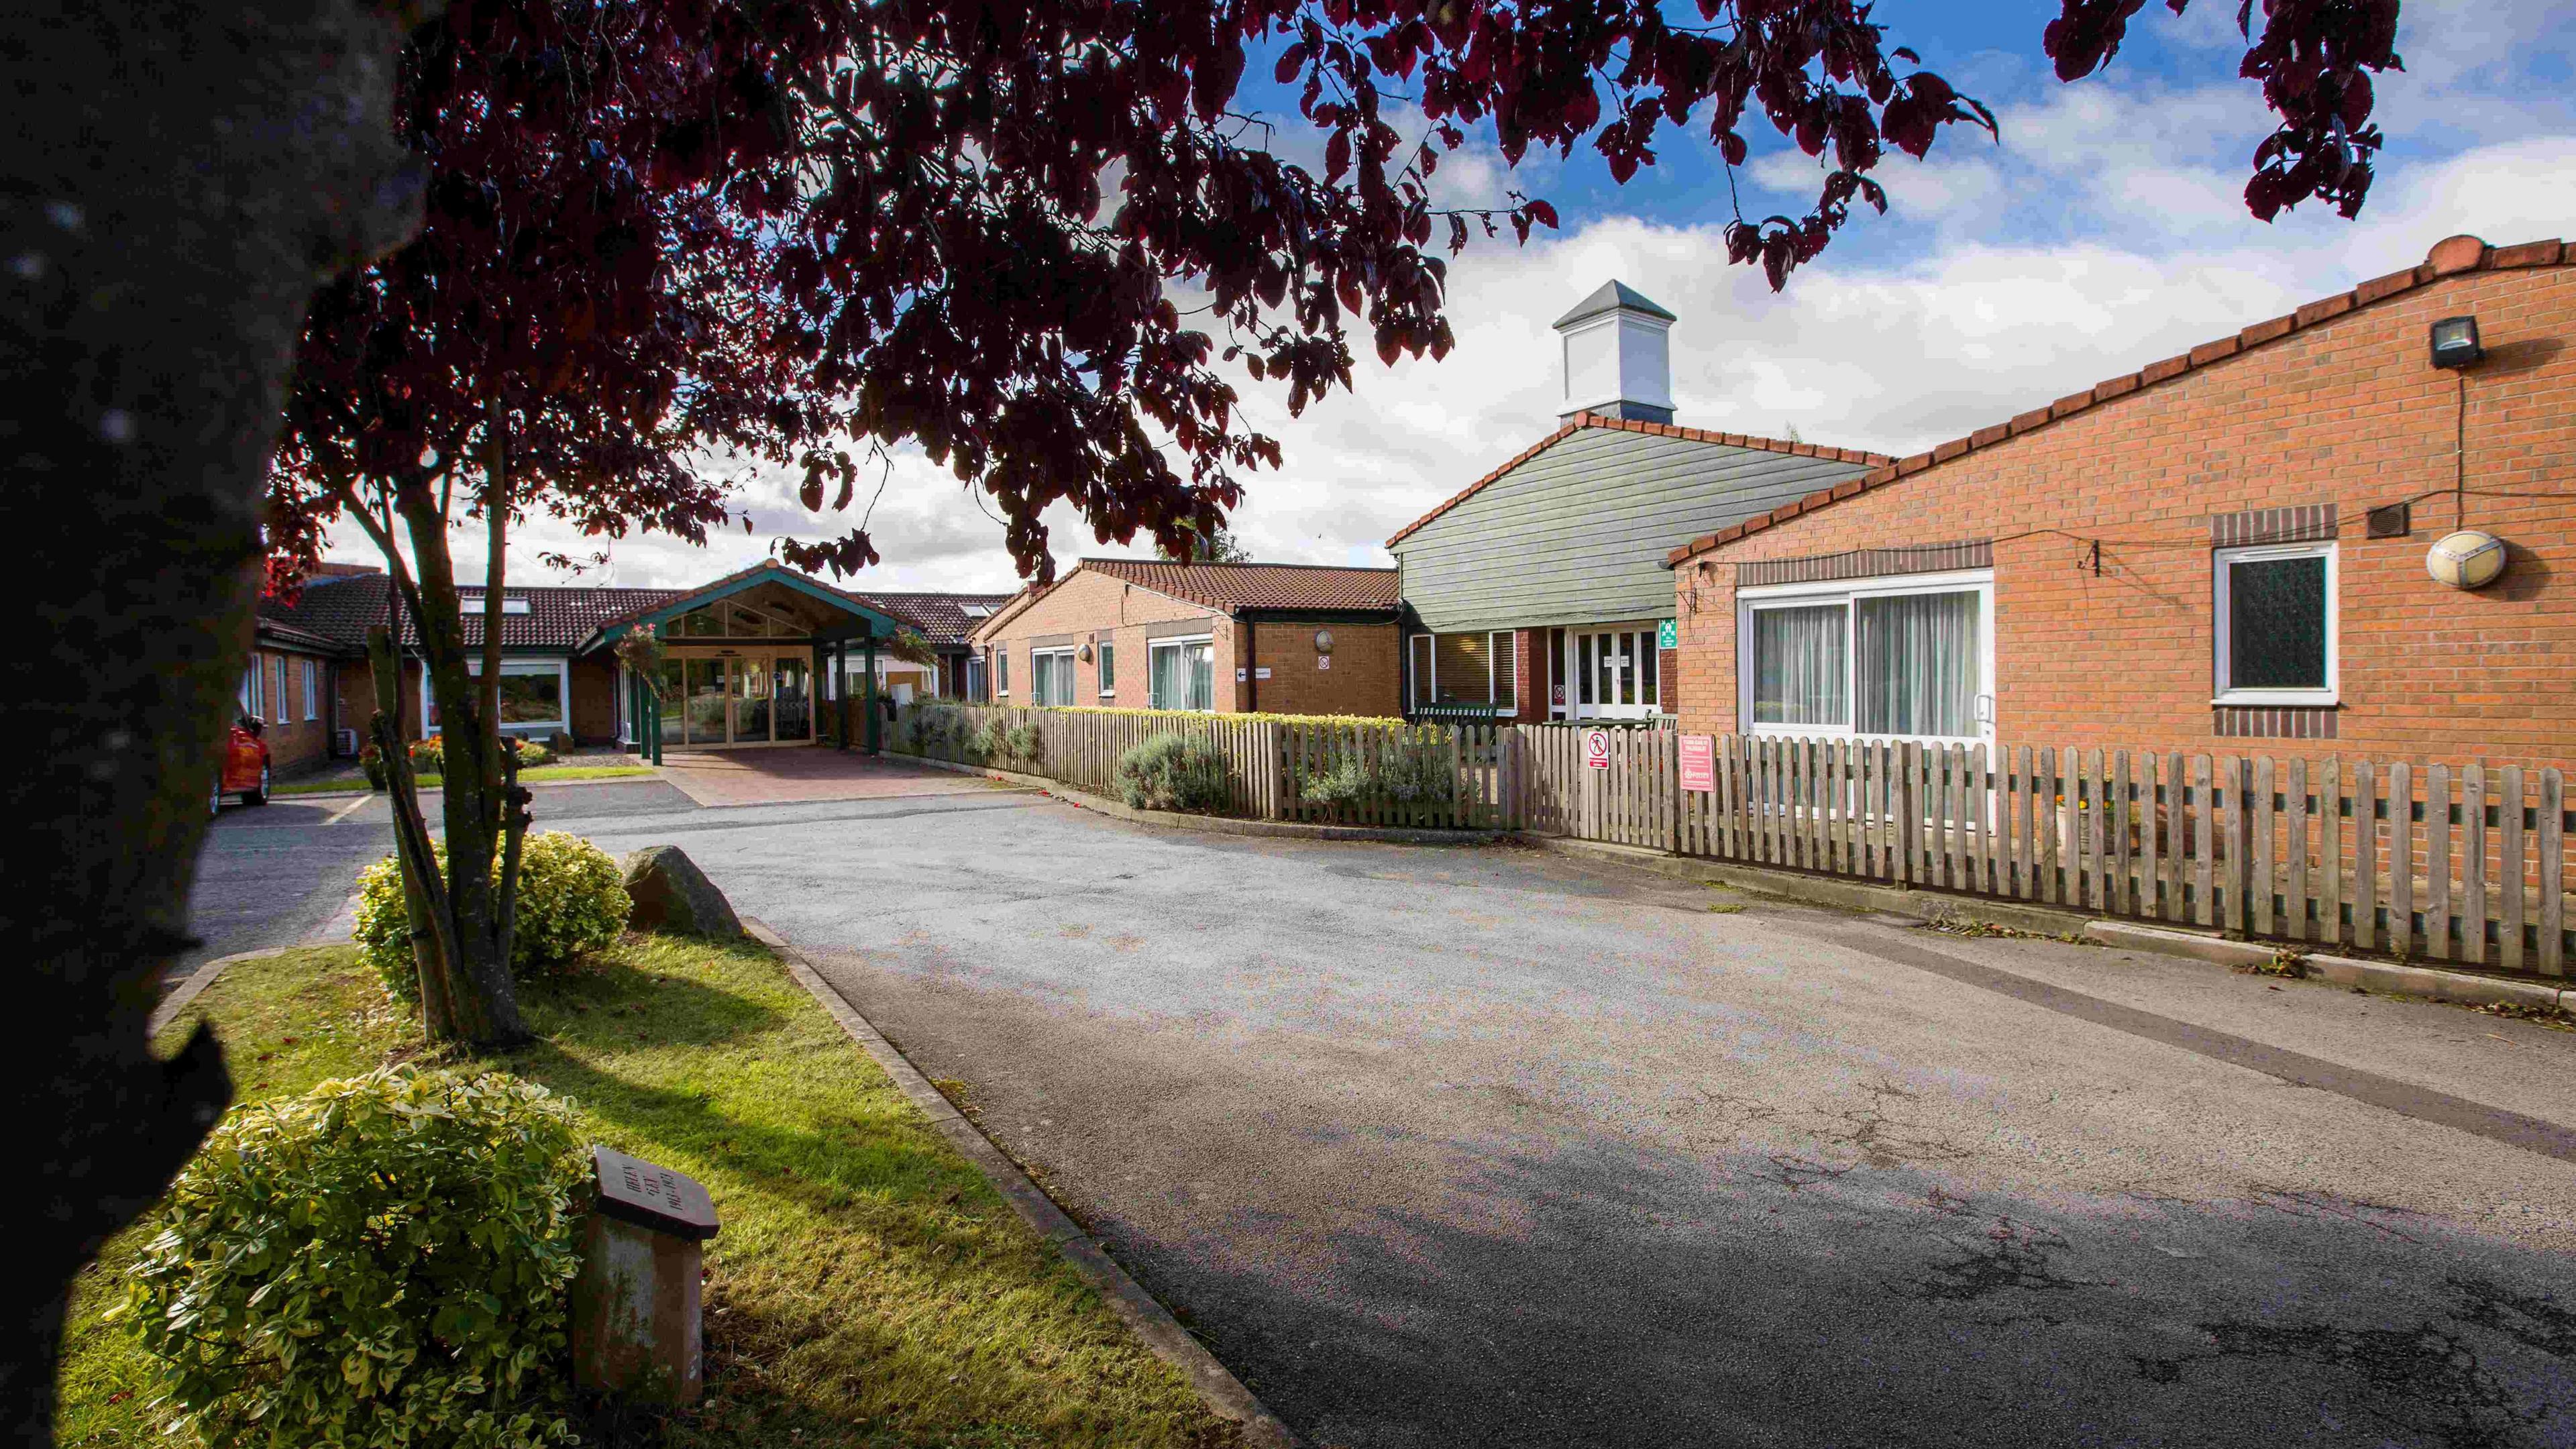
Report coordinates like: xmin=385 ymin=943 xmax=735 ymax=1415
xmin=354 ymin=832 xmax=631 ymax=1001
xmin=1295 ymin=729 xmax=1458 ymax=810
xmin=360 ymin=742 xmax=388 ymax=791
xmin=409 ymin=736 xmax=447 ymax=774
xmin=1115 ymin=731 xmax=1233 ymax=812
xmin=123 ymin=1067 xmax=588 ymax=1449
xmin=512 ymin=739 xmax=553 ymax=769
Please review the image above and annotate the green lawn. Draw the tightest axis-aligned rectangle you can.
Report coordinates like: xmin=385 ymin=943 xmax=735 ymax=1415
xmin=60 ymin=941 xmax=1242 ymax=1448
xmin=272 ymin=763 xmax=657 ymax=796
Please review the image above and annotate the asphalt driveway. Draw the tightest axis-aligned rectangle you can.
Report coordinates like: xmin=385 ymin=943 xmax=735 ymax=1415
xmin=594 ymin=792 xmax=2576 ymax=1449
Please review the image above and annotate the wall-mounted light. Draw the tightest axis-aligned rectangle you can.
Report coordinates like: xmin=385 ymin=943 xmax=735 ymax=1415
xmin=1078 ymin=643 xmax=1093 ymax=662
xmin=1313 ymin=629 xmax=1334 ymax=655
xmin=2429 ymin=315 xmax=2483 ymax=370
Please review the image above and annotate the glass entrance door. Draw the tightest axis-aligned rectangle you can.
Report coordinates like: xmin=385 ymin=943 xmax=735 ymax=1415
xmin=774 ymin=657 xmax=811 ymax=740
xmin=683 ymin=657 xmax=730 ymax=745
xmin=1569 ymin=628 xmax=1660 ymax=720
xmin=733 ymin=656 xmax=773 ymax=741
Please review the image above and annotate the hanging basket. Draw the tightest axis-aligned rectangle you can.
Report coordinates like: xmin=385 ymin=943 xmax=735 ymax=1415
xmin=614 ymin=630 xmax=670 ymax=698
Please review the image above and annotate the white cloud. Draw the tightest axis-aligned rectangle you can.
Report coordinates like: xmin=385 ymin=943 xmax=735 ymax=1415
xmin=325 ymin=42 xmax=2576 ymax=594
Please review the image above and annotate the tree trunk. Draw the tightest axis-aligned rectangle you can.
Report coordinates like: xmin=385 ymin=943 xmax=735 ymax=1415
xmin=391 ymin=477 xmax=526 ymax=1046
xmin=370 ymin=625 xmax=459 ymax=1038
xmin=1 ymin=2 xmax=427 ymax=1440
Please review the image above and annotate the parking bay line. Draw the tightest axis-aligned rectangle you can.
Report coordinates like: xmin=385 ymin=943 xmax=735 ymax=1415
xmin=322 ymin=794 xmax=374 ymax=825
xmin=1827 ymin=929 xmax=2576 ymax=1167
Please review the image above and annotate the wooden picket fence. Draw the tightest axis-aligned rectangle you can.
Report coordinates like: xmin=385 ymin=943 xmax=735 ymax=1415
xmin=890 ymin=702 xmax=1509 ymax=830
xmin=887 ymin=705 xmax=2573 ymax=976
xmin=1512 ymin=727 xmax=2572 ymax=977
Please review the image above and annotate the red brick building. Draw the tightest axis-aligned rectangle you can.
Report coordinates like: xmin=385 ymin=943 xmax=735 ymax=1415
xmin=1663 ymin=235 xmax=2576 ymax=771
xmin=971 ymin=559 xmax=1403 ymax=717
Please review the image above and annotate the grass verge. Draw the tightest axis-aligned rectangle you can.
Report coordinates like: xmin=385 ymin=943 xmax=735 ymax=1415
xmin=60 ymin=941 xmax=1240 ymax=1448
xmin=272 ymin=763 xmax=657 ymax=796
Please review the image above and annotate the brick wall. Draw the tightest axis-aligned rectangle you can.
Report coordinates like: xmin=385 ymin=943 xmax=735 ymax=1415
xmin=977 ymin=568 xmax=1228 ymax=708
xmin=1248 ymin=621 xmax=1401 ymax=716
xmin=1671 ymin=249 xmax=2576 ymax=771
xmin=246 ymin=648 xmax=336 ymax=772
xmin=570 ymin=657 xmax=618 ymax=743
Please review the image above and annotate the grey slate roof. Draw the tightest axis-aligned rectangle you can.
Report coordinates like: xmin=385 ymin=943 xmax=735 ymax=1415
xmin=1552 ymin=280 xmax=1676 ymax=328
xmin=854 ymin=591 xmax=1018 ymax=647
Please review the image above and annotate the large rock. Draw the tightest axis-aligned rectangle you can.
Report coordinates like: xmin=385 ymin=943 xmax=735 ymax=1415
xmin=620 ymin=846 xmax=745 ymax=939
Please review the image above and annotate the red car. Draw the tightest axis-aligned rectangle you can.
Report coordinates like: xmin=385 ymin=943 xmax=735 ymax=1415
xmin=213 ymin=718 xmax=272 ymax=813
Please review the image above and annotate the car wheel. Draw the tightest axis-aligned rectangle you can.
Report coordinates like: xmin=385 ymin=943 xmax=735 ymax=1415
xmin=243 ymin=765 xmax=270 ymax=806
xmin=210 ymin=778 xmax=223 ymax=816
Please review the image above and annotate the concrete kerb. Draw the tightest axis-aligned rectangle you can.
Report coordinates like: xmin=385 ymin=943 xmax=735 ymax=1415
xmin=1521 ymin=835 xmax=2575 ymax=1016
xmin=2084 ymin=921 xmax=2574 ymax=1013
xmin=893 ymin=752 xmax=1503 ymax=847
xmin=742 ymin=918 xmax=1302 ymax=1449
xmin=149 ymin=947 xmax=292 ymax=1035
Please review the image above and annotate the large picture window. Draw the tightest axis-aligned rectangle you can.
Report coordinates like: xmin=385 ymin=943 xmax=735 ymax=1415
xmin=1740 ymin=572 xmax=1990 ymax=742
xmin=2214 ymin=542 xmax=2335 ymax=704
xmin=1409 ymin=631 xmax=1515 ymax=712
xmin=424 ymin=657 xmax=569 ymax=733
xmin=1148 ymin=636 xmax=1216 ymax=711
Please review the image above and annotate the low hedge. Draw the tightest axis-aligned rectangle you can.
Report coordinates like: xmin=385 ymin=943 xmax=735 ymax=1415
xmin=122 ymin=1066 xmax=588 ymax=1449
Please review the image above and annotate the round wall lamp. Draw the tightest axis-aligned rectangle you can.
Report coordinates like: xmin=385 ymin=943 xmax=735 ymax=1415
xmin=2426 ymin=530 xmax=2508 ymax=590
xmin=1313 ymin=629 xmax=1335 ymax=655
xmin=1078 ymin=643 xmax=1093 ymax=662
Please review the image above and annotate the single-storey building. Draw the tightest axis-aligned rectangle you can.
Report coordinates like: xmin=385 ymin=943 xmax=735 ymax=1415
xmin=1385 ymin=280 xmax=1888 ymax=724
xmin=1662 ymin=233 xmax=2576 ymax=769
xmin=970 ymin=558 xmax=1403 ymax=716
xmin=250 ymin=560 xmax=1004 ymax=765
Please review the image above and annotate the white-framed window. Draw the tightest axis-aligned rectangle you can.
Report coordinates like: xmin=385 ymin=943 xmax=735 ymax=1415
xmin=1408 ymin=631 xmax=1515 ymax=711
xmin=996 ymin=646 xmax=1010 ymax=697
xmin=1737 ymin=570 xmax=1993 ymax=743
xmin=459 ymin=596 xmax=533 ymax=614
xmin=423 ymin=656 xmax=570 ymax=733
xmin=1031 ymin=647 xmax=1077 ymax=707
xmin=303 ymin=658 xmax=320 ymax=721
xmin=966 ymin=654 xmax=987 ymax=701
xmin=1097 ymin=641 xmax=1116 ymax=699
xmin=2214 ymin=542 xmax=2337 ymax=705
xmin=272 ymin=657 xmax=288 ymax=724
xmin=239 ymin=655 xmax=264 ymax=720
xmin=1148 ymin=635 xmax=1216 ymax=711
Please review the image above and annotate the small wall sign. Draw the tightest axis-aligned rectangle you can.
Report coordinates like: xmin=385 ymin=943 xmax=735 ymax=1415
xmin=1657 ymin=619 xmax=1679 ymax=649
xmin=1236 ymin=667 xmax=1248 ymax=682
xmin=1583 ymin=729 xmax=1611 ymax=769
xmin=1318 ymin=655 xmax=1331 ymax=670
xmin=1254 ymin=667 xmax=1272 ymax=680
xmin=1679 ymin=733 xmax=1715 ymax=792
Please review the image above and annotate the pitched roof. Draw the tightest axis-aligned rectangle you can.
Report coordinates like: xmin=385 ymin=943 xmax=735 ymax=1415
xmin=853 ymin=590 xmax=1018 ymax=646
xmin=1078 ymin=557 xmax=1401 ymax=614
xmin=426 ymin=586 xmax=688 ymax=650
xmin=257 ymin=572 xmax=390 ymax=653
xmin=1385 ymin=413 xmax=1893 ymax=549
xmin=1554 ymin=279 xmax=1676 ymax=328
xmin=1663 ymin=233 xmax=2573 ymax=569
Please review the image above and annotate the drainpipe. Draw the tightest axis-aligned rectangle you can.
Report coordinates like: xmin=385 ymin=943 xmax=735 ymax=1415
xmin=1245 ymin=619 xmax=1258 ymax=714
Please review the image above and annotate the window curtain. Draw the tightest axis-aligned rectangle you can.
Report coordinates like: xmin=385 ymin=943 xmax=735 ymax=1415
xmin=1751 ymin=606 xmax=1847 ymax=725
xmin=1856 ymin=592 xmax=1978 ymax=737
xmin=1186 ymin=641 xmax=1214 ymax=710
xmin=1151 ymin=643 xmax=1183 ymax=709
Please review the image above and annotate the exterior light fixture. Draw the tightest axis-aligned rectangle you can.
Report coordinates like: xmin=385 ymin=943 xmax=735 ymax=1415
xmin=1312 ymin=629 xmax=1334 ymax=655
xmin=2429 ymin=315 xmax=2483 ymax=369
xmin=1078 ymin=643 xmax=1093 ymax=662
xmin=2426 ymin=530 xmax=2508 ymax=590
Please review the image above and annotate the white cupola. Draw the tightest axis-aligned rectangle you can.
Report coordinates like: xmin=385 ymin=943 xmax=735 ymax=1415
xmin=1552 ymin=280 xmax=1676 ymax=423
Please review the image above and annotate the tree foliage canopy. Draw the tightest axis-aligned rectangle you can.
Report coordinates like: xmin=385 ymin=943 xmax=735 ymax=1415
xmin=265 ymin=0 xmax=2405 ymax=594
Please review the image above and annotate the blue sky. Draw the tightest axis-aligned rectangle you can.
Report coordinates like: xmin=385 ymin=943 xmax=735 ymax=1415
xmin=334 ymin=1 xmax=2576 ymax=592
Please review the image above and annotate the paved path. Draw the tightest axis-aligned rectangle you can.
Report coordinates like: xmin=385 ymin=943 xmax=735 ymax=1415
xmin=630 ymin=794 xmax=2576 ymax=1449
xmin=655 ymin=748 xmax=1004 ymax=807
